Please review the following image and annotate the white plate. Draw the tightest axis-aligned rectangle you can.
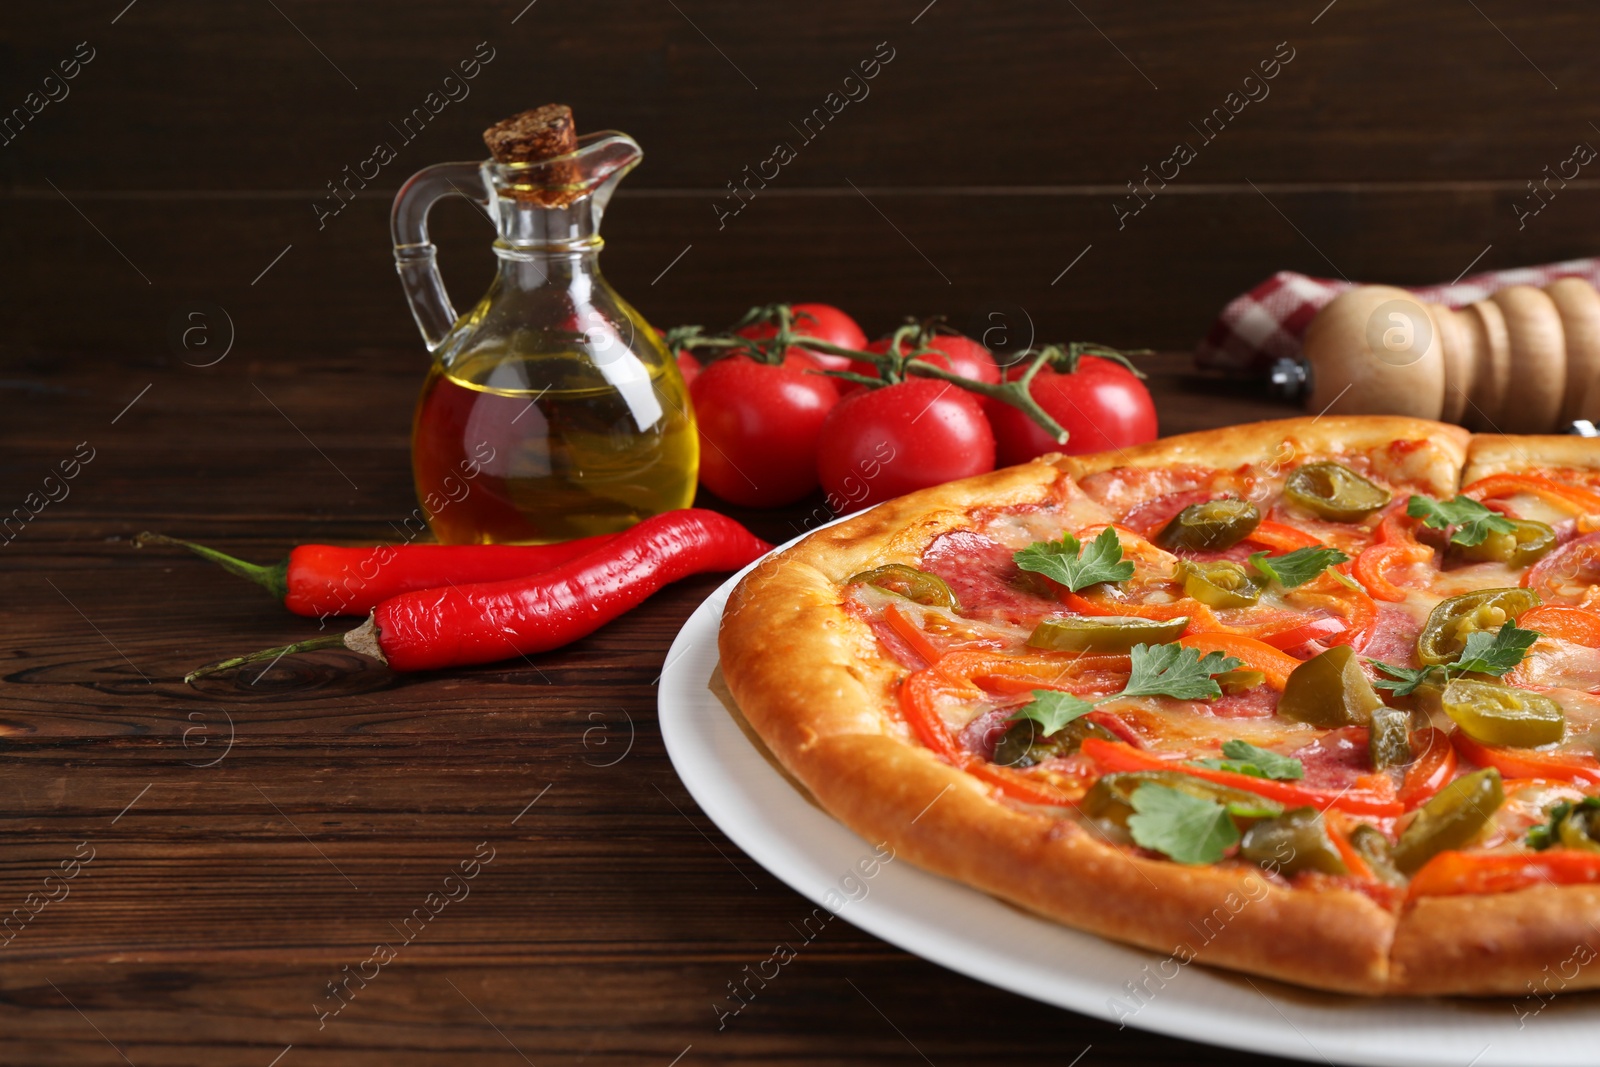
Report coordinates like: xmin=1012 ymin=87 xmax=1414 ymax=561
xmin=659 ymin=531 xmax=1599 ymax=1067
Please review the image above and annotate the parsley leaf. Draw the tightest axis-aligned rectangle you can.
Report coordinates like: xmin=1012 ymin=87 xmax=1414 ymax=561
xmin=1248 ymin=546 xmax=1352 ymax=589
xmin=1119 ymin=643 xmax=1243 ymax=702
xmin=1013 ymin=526 xmax=1135 ymax=593
xmin=1007 ymin=689 xmax=1095 ymax=735
xmin=1406 ymin=494 xmax=1517 ymax=547
xmin=1369 ymin=662 xmax=1438 ymax=697
xmin=1454 ymin=622 xmax=1541 ymax=676
xmin=1191 ymin=739 xmax=1305 ymax=780
xmin=1127 ymin=783 xmax=1242 ymax=864
xmin=1370 ymin=619 xmax=1541 ymax=695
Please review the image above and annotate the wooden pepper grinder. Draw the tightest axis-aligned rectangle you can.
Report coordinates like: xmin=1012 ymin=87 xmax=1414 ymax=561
xmin=1301 ymin=279 xmax=1600 ymax=432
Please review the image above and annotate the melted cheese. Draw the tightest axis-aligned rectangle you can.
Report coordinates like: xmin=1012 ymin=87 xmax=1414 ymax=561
xmin=1521 ymin=640 xmax=1600 ymax=693
xmin=1500 ymin=491 xmax=1575 ymax=529
xmin=978 ymin=497 xmax=1114 ymax=550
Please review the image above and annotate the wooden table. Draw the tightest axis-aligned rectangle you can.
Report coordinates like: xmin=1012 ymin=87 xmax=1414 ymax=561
xmin=1 ymin=348 xmax=1317 ymax=1065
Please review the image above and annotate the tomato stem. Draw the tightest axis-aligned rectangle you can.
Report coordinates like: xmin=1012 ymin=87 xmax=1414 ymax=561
xmin=1034 ymin=341 xmax=1152 ymax=379
xmin=670 ymin=317 xmax=1154 ymax=446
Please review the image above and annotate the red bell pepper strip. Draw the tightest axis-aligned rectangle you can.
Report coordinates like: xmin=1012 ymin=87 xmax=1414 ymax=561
xmin=1255 ymin=614 xmax=1349 ymax=650
xmin=925 ymin=649 xmax=1131 ymax=696
xmin=1451 ymin=730 xmax=1600 ymax=785
xmin=1407 ymin=849 xmax=1600 ymax=898
xmin=1518 ymin=605 xmax=1600 ymax=647
xmin=1398 ymin=727 xmax=1456 ymax=810
xmin=185 ymin=509 xmax=772 ymax=678
xmin=899 ymin=669 xmax=1081 ymax=805
xmin=1322 ymin=809 xmax=1377 ymax=881
xmin=1461 ymin=473 xmax=1600 ymax=518
xmin=1176 ymin=632 xmax=1300 ymax=690
xmin=1079 ymin=737 xmax=1405 ymax=815
xmin=1354 ymin=542 xmax=1432 ymax=603
xmin=897 ymin=653 xmax=1118 ymax=805
xmin=139 ymin=531 xmax=618 ymax=617
xmin=1352 ymin=505 xmax=1436 ymax=602
xmin=963 ymin=760 xmax=1082 ymax=806
xmin=1246 ymin=520 xmax=1324 ymax=553
xmin=882 ymin=603 xmax=945 ymax=669
xmin=898 ymin=669 xmax=966 ymax=762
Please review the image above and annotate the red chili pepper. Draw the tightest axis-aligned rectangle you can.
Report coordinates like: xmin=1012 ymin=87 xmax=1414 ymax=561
xmin=139 ymin=531 xmax=619 ymax=617
xmin=185 ymin=510 xmax=772 ymax=679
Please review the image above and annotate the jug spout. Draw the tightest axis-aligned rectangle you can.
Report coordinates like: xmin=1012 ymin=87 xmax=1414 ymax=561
xmin=485 ymin=131 xmax=641 ymax=251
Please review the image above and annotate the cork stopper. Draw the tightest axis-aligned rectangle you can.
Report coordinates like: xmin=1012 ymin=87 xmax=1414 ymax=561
xmin=483 ymin=104 xmax=578 ymax=164
xmin=482 ymin=104 xmax=581 ymax=205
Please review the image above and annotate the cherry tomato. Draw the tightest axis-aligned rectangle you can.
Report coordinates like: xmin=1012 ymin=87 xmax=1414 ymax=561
xmin=849 ymin=333 xmax=1001 ymax=390
xmin=737 ymin=303 xmax=866 ymax=370
xmin=986 ymin=356 xmax=1158 ymax=464
xmin=655 ymin=327 xmax=701 ymax=386
xmin=816 ymin=379 xmax=995 ymax=514
xmin=690 ymin=352 xmax=841 ymax=507
xmin=676 ymin=350 xmax=700 ymax=387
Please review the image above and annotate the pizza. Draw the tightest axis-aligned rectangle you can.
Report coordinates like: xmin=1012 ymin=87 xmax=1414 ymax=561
xmin=718 ymin=416 xmax=1600 ymax=995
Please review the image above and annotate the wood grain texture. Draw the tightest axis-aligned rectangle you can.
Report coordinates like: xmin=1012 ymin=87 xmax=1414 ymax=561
xmin=1 ymin=0 xmax=1582 ymax=1058
xmin=0 ymin=346 xmax=1319 ymax=1065
xmin=3 ymin=0 xmax=1599 ymax=355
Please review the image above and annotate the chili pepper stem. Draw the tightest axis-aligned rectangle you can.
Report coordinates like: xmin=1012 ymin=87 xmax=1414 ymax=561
xmin=136 ymin=532 xmax=289 ymax=602
xmin=184 ymin=616 xmax=384 ymax=684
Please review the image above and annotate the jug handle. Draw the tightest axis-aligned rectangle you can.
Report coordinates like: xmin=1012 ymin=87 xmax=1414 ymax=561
xmin=391 ymin=162 xmax=488 ymax=352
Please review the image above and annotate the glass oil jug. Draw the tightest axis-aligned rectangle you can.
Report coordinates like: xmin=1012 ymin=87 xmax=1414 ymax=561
xmin=391 ymin=131 xmax=697 ymax=544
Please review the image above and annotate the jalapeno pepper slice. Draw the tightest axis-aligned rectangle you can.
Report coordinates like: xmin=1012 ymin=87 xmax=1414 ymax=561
xmin=1154 ymin=498 xmax=1261 ymax=552
xmin=1441 ymin=678 xmax=1565 ymax=748
xmin=1417 ymin=588 xmax=1541 ymax=665
xmin=1284 ymin=462 xmax=1392 ymax=522
xmin=848 ymin=564 xmax=958 ymax=610
xmin=1278 ymin=645 xmax=1384 ymax=728
xmin=1178 ymin=560 xmax=1261 ymax=608
xmin=1215 ymin=667 xmax=1267 ymax=694
xmin=1239 ymin=806 xmax=1348 ymax=876
xmin=1448 ymin=518 xmax=1557 ymax=569
xmin=1026 ymin=614 xmax=1189 ymax=653
xmin=1390 ymin=767 xmax=1503 ymax=874
xmin=1369 ymin=704 xmax=1413 ymax=771
xmin=993 ymin=716 xmax=1119 ymax=769
xmin=1348 ymin=823 xmax=1404 ymax=883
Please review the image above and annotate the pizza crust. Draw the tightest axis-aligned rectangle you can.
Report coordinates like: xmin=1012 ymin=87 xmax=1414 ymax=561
xmin=1463 ymin=434 xmax=1600 ymax=484
xmin=717 ymin=417 xmax=1600 ymax=996
xmin=1057 ymin=415 xmax=1469 ymax=498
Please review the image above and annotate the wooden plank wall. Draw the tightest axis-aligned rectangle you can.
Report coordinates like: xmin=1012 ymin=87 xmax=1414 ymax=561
xmin=2 ymin=0 xmax=1598 ymax=367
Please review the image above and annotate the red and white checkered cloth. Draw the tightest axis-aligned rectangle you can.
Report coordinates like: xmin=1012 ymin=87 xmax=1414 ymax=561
xmin=1195 ymin=258 xmax=1600 ymax=374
